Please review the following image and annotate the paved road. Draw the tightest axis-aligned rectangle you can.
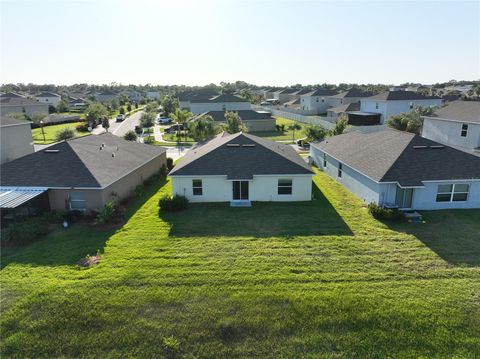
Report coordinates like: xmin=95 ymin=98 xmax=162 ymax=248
xmin=92 ymin=111 xmax=143 ymax=136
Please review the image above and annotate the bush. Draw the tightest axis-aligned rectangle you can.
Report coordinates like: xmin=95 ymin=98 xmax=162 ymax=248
xmin=56 ymin=127 xmax=75 ymax=141
xmin=158 ymin=195 xmax=189 ymax=212
xmin=166 ymin=157 xmax=174 ymax=171
xmin=1 ymin=216 xmax=50 ymax=246
xmin=76 ymin=123 xmax=89 ymax=132
xmin=367 ymin=203 xmax=402 ymax=221
xmin=134 ymin=125 xmax=142 ymax=134
xmin=95 ymin=202 xmax=117 ymax=225
xmin=159 ymin=164 xmax=167 ymax=177
xmin=119 ymin=107 xmax=125 ymax=115
xmin=134 ymin=184 xmax=145 ymax=198
xmin=124 ymin=130 xmax=137 ymax=141
xmin=144 ymin=136 xmax=155 ymax=144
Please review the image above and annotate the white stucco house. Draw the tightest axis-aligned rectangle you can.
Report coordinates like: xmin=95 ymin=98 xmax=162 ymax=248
xmin=35 ymin=92 xmax=61 ymax=107
xmin=169 ymin=132 xmax=313 ymax=203
xmin=300 ymin=89 xmax=338 ymax=114
xmin=352 ymin=91 xmax=442 ymax=125
xmin=326 ymin=89 xmax=374 ymax=108
xmin=310 ymin=128 xmax=480 ymax=210
xmin=187 ymin=94 xmax=251 ymax=115
xmin=0 ymin=115 xmax=34 ymax=164
xmin=422 ymin=101 xmax=480 ymax=156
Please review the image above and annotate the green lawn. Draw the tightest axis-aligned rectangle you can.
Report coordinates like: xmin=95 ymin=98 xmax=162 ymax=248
xmin=32 ymin=122 xmax=90 ymax=144
xmin=1 ymin=170 xmax=480 ymax=358
xmin=250 ymin=116 xmax=306 ymax=142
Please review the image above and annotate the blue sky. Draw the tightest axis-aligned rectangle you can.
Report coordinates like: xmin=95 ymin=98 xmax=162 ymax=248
xmin=1 ymin=0 xmax=478 ymax=86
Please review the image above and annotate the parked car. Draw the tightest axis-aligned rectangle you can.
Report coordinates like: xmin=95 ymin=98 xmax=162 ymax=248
xmin=164 ymin=124 xmax=185 ymax=134
xmin=156 ymin=116 xmax=172 ymax=124
xmin=116 ymin=114 xmax=126 ymax=122
xmin=296 ymin=138 xmax=310 ymax=149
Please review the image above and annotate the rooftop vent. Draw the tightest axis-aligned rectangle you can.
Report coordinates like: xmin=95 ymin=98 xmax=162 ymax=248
xmin=413 ymin=145 xmax=428 ymax=149
xmin=430 ymin=145 xmax=445 ymax=149
xmin=44 ymin=149 xmax=59 ymax=154
xmin=242 ymin=144 xmax=255 ymax=147
xmin=112 ymin=153 xmax=115 ymax=158
xmin=227 ymin=144 xmax=240 ymax=147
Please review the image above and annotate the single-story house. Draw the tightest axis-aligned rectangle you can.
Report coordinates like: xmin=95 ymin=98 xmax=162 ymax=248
xmin=0 ymin=133 xmax=167 ymax=213
xmin=0 ymin=115 xmax=34 ymax=164
xmin=197 ymin=110 xmax=276 ymax=132
xmin=0 ymin=97 xmax=49 ymax=117
xmin=169 ymin=132 xmax=313 ymax=203
xmin=422 ymin=101 xmax=480 ymax=156
xmin=357 ymin=91 xmax=442 ymax=124
xmin=35 ymin=92 xmax=61 ymax=107
xmin=310 ymin=128 xmax=480 ymax=210
xmin=188 ymin=94 xmax=251 ymax=115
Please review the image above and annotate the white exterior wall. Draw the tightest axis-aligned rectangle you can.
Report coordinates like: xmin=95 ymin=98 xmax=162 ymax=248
xmin=327 ymin=97 xmax=361 ymax=108
xmin=300 ymin=95 xmax=329 ymax=113
xmin=36 ymin=96 xmax=60 ymax=107
xmin=360 ymin=99 xmax=442 ymax=124
xmin=189 ymin=102 xmax=251 ymax=115
xmin=422 ymin=117 xmax=480 ymax=151
xmin=171 ymin=174 xmax=312 ymax=202
xmin=411 ymin=181 xmax=480 ymax=210
xmin=0 ymin=123 xmax=34 ymax=164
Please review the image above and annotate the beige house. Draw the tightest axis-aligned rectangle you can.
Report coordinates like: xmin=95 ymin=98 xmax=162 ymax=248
xmin=1 ymin=134 xmax=167 ymax=212
xmin=0 ymin=115 xmax=34 ymax=164
xmin=0 ymin=96 xmax=49 ymax=117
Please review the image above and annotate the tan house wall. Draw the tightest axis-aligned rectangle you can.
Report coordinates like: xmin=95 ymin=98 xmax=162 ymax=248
xmin=0 ymin=123 xmax=35 ymax=164
xmin=47 ymin=153 xmax=167 ymax=211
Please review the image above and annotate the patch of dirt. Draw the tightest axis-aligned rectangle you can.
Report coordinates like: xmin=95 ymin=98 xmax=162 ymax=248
xmin=77 ymin=255 xmax=101 ymax=268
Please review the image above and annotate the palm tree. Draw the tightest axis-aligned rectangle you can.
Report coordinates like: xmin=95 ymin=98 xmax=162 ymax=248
xmin=170 ymin=108 xmax=192 ymax=143
xmin=288 ymin=122 xmax=302 ymax=143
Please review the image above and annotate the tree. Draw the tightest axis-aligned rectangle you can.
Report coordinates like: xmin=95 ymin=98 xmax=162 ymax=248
xmin=140 ymin=111 xmax=155 ymax=128
xmin=223 ymin=111 xmax=247 ymax=134
xmin=119 ymin=107 xmax=125 ymax=115
xmin=85 ymin=102 xmax=108 ymax=127
xmin=304 ymin=125 xmax=327 ymax=142
xmin=124 ymin=130 xmax=138 ymax=141
xmin=56 ymin=127 xmax=75 ymax=141
xmin=161 ymin=95 xmax=178 ymax=116
xmin=188 ymin=115 xmax=219 ymax=141
xmin=387 ymin=111 xmax=422 ymax=134
xmin=57 ymin=99 xmax=69 ymax=113
xmin=127 ymin=103 xmax=132 ymax=112
xmin=110 ymin=99 xmax=119 ymax=110
xmin=288 ymin=122 xmax=302 ymax=143
xmin=102 ymin=118 xmax=110 ymax=132
xmin=30 ymin=112 xmax=48 ymax=125
xmin=170 ymin=108 xmax=192 ymax=142
xmin=329 ymin=116 xmax=348 ymax=136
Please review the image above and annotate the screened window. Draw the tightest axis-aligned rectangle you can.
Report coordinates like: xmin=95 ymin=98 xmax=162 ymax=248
xmin=461 ymin=124 xmax=468 ymax=137
xmin=69 ymin=192 xmax=86 ymax=211
xmin=192 ymin=179 xmax=203 ymax=196
xmin=338 ymin=163 xmax=343 ymax=178
xmin=375 ymin=102 xmax=379 ymax=109
xmin=316 ymin=98 xmax=319 ymax=102
xmin=278 ymin=179 xmax=292 ymax=195
xmin=436 ymin=184 xmax=469 ymax=202
xmin=322 ymin=98 xmax=325 ymax=103
xmin=323 ymin=153 xmax=327 ymax=168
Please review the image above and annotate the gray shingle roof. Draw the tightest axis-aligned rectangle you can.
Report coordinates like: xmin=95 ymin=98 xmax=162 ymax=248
xmin=189 ymin=94 xmax=248 ymax=103
xmin=36 ymin=92 xmax=60 ymax=98
xmin=330 ymin=89 xmax=375 ymax=99
xmin=312 ymin=128 xmax=480 ymax=186
xmin=198 ymin=110 xmax=274 ymax=122
xmin=0 ymin=92 xmax=26 ymax=98
xmin=1 ymin=133 xmax=166 ymax=188
xmin=0 ymin=115 xmax=31 ymax=127
xmin=327 ymin=102 xmax=360 ymax=114
xmin=365 ymin=91 xmax=441 ymax=101
xmin=169 ymin=132 xmax=312 ymax=179
xmin=0 ymin=97 xmax=46 ymax=107
xmin=304 ymin=89 xmax=338 ymax=97
xmin=430 ymin=101 xmax=480 ymax=124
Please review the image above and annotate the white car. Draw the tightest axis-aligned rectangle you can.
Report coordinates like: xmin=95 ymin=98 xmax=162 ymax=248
xmin=116 ymin=114 xmax=126 ymax=122
xmin=157 ymin=116 xmax=172 ymax=124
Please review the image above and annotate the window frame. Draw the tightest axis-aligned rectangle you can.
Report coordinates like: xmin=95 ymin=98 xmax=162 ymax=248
xmin=461 ymin=123 xmax=468 ymax=137
xmin=192 ymin=179 xmax=203 ymax=196
xmin=338 ymin=163 xmax=343 ymax=178
xmin=323 ymin=153 xmax=327 ymax=168
xmin=436 ymin=183 xmax=469 ymax=203
xmin=278 ymin=179 xmax=293 ymax=195
xmin=69 ymin=192 xmax=86 ymax=211
xmin=375 ymin=102 xmax=379 ymax=109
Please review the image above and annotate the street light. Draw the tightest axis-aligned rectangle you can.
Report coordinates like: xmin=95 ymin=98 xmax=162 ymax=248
xmin=40 ymin=120 xmax=45 ymax=142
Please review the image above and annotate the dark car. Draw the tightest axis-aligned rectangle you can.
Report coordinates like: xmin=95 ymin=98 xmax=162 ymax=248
xmin=164 ymin=124 xmax=185 ymax=134
xmin=296 ymin=138 xmax=310 ymax=149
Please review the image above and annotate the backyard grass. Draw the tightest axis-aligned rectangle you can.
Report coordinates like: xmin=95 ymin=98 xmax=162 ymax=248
xmin=32 ymin=122 xmax=90 ymax=144
xmin=1 ymin=170 xmax=479 ymax=358
xmin=250 ymin=116 xmax=306 ymax=142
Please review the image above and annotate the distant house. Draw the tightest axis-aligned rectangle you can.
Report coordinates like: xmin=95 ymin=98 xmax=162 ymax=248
xmin=178 ymin=90 xmax=220 ymax=110
xmin=422 ymin=101 xmax=480 ymax=156
xmin=146 ymin=91 xmax=160 ymax=100
xmin=0 ymin=115 xmax=34 ymax=164
xmin=326 ymin=102 xmax=360 ymax=120
xmin=0 ymin=92 xmax=26 ymax=99
xmin=187 ymin=94 xmax=251 ymax=115
xmin=169 ymin=132 xmax=313 ymax=203
xmin=0 ymin=97 xmax=49 ymax=117
xmin=0 ymin=134 xmax=167 ymax=213
xmin=327 ymin=89 xmax=374 ymax=108
xmin=96 ymin=91 xmax=118 ymax=103
xmin=273 ymin=88 xmax=302 ymax=104
xmin=300 ymin=89 xmax=338 ymax=114
xmin=35 ymin=92 xmax=61 ymax=107
xmin=352 ymin=91 xmax=442 ymax=125
xmin=128 ymin=90 xmax=143 ymax=103
xmin=68 ymin=96 xmax=87 ymax=110
xmin=196 ymin=110 xmax=276 ymax=132
xmin=310 ymin=128 xmax=480 ymax=210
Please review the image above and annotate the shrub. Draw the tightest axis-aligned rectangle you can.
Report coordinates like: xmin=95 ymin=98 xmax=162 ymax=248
xmin=166 ymin=157 xmax=174 ymax=171
xmin=158 ymin=195 xmax=189 ymax=212
xmin=124 ymin=130 xmax=137 ymax=141
xmin=144 ymin=136 xmax=155 ymax=144
xmin=127 ymin=103 xmax=132 ymax=112
xmin=56 ymin=127 xmax=75 ymax=141
xmin=134 ymin=125 xmax=142 ymax=134
xmin=159 ymin=164 xmax=167 ymax=177
xmin=76 ymin=123 xmax=89 ymax=132
xmin=119 ymin=107 xmax=125 ymax=115
xmin=134 ymin=184 xmax=145 ymax=198
xmin=95 ymin=202 xmax=117 ymax=225
xmin=367 ymin=203 xmax=402 ymax=221
xmin=1 ymin=216 xmax=50 ymax=246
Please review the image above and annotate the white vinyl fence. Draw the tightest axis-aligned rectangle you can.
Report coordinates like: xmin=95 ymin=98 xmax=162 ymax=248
xmin=253 ymin=106 xmax=335 ymax=130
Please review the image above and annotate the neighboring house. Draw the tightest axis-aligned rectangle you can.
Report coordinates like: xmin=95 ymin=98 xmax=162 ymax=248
xmin=0 ymin=97 xmax=49 ymax=117
xmin=196 ymin=110 xmax=276 ymax=132
xmin=178 ymin=90 xmax=220 ymax=110
xmin=310 ymin=128 xmax=480 ymax=210
xmin=326 ymin=102 xmax=360 ymax=120
xmin=0 ymin=92 xmax=26 ymax=98
xmin=187 ymin=94 xmax=251 ymax=115
xmin=355 ymin=91 xmax=442 ymax=125
xmin=300 ymin=89 xmax=338 ymax=114
xmin=169 ymin=132 xmax=313 ymax=203
xmin=273 ymin=88 xmax=301 ymax=104
xmin=0 ymin=134 xmax=167 ymax=213
xmin=422 ymin=101 xmax=480 ymax=156
xmin=68 ymin=96 xmax=87 ymax=110
xmin=326 ymin=89 xmax=374 ymax=108
xmin=96 ymin=91 xmax=118 ymax=103
xmin=128 ymin=90 xmax=143 ymax=103
xmin=0 ymin=116 xmax=34 ymax=164
xmin=146 ymin=91 xmax=160 ymax=100
xmin=35 ymin=92 xmax=61 ymax=107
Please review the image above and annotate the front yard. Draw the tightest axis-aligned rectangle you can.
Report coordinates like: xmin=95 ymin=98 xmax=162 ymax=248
xmin=32 ymin=122 xmax=89 ymax=144
xmin=250 ymin=116 xmax=306 ymax=142
xmin=1 ymin=170 xmax=479 ymax=358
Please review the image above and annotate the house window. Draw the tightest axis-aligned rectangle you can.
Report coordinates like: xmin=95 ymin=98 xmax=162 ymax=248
xmin=192 ymin=179 xmax=203 ymax=195
xmin=316 ymin=98 xmax=319 ymax=102
xmin=278 ymin=179 xmax=293 ymax=195
xmin=338 ymin=163 xmax=343 ymax=178
xmin=323 ymin=153 xmax=327 ymax=168
xmin=222 ymin=104 xmax=226 ymax=111
xmin=461 ymin=124 xmax=468 ymax=137
xmin=322 ymin=98 xmax=325 ymax=103
xmin=69 ymin=192 xmax=86 ymax=211
xmin=340 ymin=99 xmax=343 ymax=104
xmin=436 ymin=184 xmax=469 ymax=202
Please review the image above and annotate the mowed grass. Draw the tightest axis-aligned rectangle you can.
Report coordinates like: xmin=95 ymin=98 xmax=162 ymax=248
xmin=250 ymin=116 xmax=306 ymax=142
xmin=1 ymin=170 xmax=480 ymax=358
xmin=32 ymin=121 xmax=89 ymax=144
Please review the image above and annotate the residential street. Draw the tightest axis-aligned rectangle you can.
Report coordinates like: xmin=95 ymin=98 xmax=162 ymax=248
xmin=92 ymin=110 xmax=143 ymax=136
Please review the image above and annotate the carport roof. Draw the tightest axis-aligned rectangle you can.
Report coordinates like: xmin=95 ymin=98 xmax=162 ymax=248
xmin=0 ymin=187 xmax=48 ymax=209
